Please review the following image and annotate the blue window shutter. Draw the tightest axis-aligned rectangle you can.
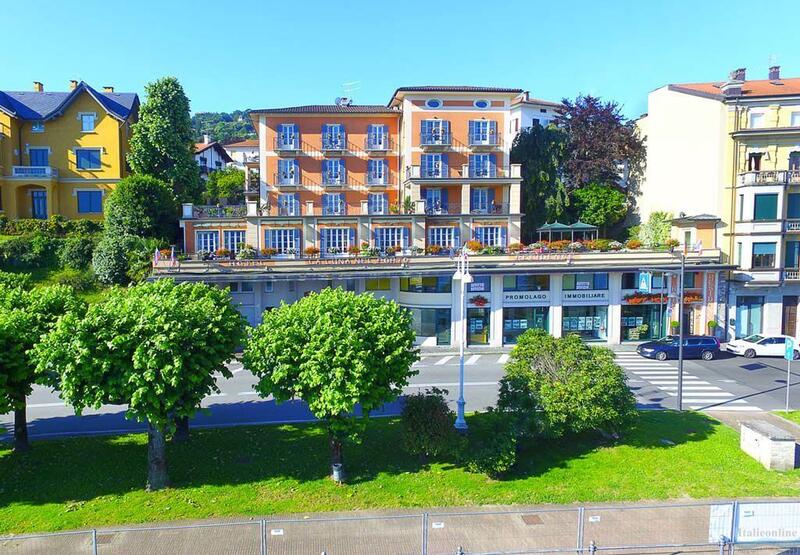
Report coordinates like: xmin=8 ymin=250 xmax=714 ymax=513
xmin=441 ymin=189 xmax=448 ymax=211
xmin=441 ymin=153 xmax=449 ymax=177
xmin=265 ymin=229 xmax=273 ymax=249
xmin=489 ymin=154 xmax=497 ymax=177
xmin=488 ymin=188 xmax=496 ymax=211
xmin=453 ymin=226 xmax=461 ymax=247
xmin=293 ymin=159 xmax=300 ymax=180
xmin=322 ymin=159 xmax=329 ymax=176
xmin=349 ymin=227 xmax=356 ymax=247
xmin=471 ymin=188 xmax=478 ymax=212
xmin=443 ymin=120 xmax=450 ymax=137
xmin=500 ymin=226 xmax=507 ymax=246
xmin=93 ymin=191 xmax=102 ymax=212
xmin=469 ymin=155 xmax=476 ymax=178
xmin=293 ymin=228 xmax=301 ymax=250
xmin=402 ymin=227 xmax=409 ymax=247
xmin=427 ymin=226 xmax=433 ymax=245
xmin=373 ymin=227 xmax=379 ymax=245
xmin=320 ymin=228 xmax=327 ymax=252
xmin=468 ymin=120 xmax=475 ymax=142
xmin=421 ymin=120 xmax=430 ymax=137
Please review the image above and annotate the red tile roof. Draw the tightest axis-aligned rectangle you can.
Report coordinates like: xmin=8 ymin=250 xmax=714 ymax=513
xmin=671 ymin=77 xmax=800 ymax=99
xmin=225 ymin=139 xmax=258 ymax=148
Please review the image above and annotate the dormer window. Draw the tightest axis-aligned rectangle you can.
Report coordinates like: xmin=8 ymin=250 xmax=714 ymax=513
xmin=31 ymin=121 xmax=44 ymax=133
xmin=80 ymin=113 xmax=97 ymax=132
xmin=425 ymin=99 xmax=442 ymax=109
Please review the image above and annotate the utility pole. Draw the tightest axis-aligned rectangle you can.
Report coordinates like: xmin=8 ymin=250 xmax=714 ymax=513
xmin=677 ymin=252 xmax=686 ymax=411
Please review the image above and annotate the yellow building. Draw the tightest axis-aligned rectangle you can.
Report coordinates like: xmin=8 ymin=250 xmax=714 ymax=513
xmin=0 ymin=80 xmax=139 ymax=220
xmin=639 ymin=66 xmax=800 ymax=340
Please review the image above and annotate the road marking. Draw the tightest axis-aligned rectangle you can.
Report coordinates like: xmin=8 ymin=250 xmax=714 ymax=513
xmin=406 ymin=381 xmax=498 ymax=388
xmin=498 ymin=354 xmax=509 ymax=364
xmin=697 ymin=406 xmax=763 ymax=412
xmin=666 ymin=392 xmax=735 ymax=398
xmin=680 ymin=398 xmax=747 ymax=404
xmin=27 ymin=402 xmax=66 ymax=408
xmin=465 ymin=354 xmax=481 ymax=365
xmin=632 ymin=371 xmax=679 ymax=375
xmin=237 ymin=391 xmax=258 ymax=396
xmin=660 ymin=386 xmax=722 ymax=391
xmin=435 ymin=356 xmax=454 ymax=365
xmin=209 ymin=393 xmax=228 ymax=398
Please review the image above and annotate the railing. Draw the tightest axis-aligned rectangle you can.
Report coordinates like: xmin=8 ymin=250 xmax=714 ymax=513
xmin=468 ymin=131 xmax=501 ymax=147
xmin=367 ymin=171 xmax=396 ymax=186
xmin=273 ymin=172 xmax=301 ymax=187
xmin=739 ymin=170 xmax=800 ymax=186
xmin=192 ymin=205 xmax=248 ymax=219
xmin=245 ymin=173 xmax=260 ymax=193
xmin=407 ymin=164 xmax=521 ymax=180
xmin=274 ymin=134 xmax=301 ymax=151
xmin=364 ymin=136 xmax=394 ymax=152
xmin=419 ymin=131 xmax=451 ymax=147
xmin=12 ymin=165 xmax=58 ymax=178
xmin=322 ymin=171 xmax=347 ymax=186
xmin=785 ymin=269 xmax=800 ymax=280
xmin=321 ymin=134 xmax=347 ymax=151
xmin=470 ymin=203 xmax=510 ymax=215
xmin=786 ymin=220 xmax=800 ymax=231
xmin=465 ymin=166 xmax=498 ymax=178
xmin=276 ymin=204 xmax=302 ymax=217
xmin=425 ymin=202 xmax=462 ymax=215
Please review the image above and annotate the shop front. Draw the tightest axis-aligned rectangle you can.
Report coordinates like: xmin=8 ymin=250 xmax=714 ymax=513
xmin=561 ymin=274 xmax=609 ymax=341
xmin=501 ymin=274 xmax=551 ymax=344
xmin=620 ymin=303 xmax=666 ymax=341
xmin=466 ymin=275 xmax=492 ymax=345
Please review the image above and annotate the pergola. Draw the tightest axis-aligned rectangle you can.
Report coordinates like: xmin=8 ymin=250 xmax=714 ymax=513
xmin=536 ymin=221 xmax=599 ymax=242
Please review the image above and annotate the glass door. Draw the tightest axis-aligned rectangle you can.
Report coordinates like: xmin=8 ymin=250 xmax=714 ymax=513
xmin=31 ymin=190 xmax=47 ymax=219
xmin=467 ymin=308 xmax=490 ymax=345
xmin=735 ymin=296 xmax=764 ymax=338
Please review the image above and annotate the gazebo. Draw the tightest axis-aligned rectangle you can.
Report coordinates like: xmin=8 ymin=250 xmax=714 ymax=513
xmin=537 ymin=221 xmax=599 ymax=242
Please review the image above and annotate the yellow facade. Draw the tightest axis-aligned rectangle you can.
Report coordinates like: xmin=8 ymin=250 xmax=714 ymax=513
xmin=0 ymin=87 xmax=137 ymax=220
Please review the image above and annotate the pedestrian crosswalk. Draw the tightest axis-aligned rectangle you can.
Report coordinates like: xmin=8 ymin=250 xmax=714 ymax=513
xmin=614 ymin=352 xmax=762 ymax=412
xmin=417 ymin=354 xmax=510 ymax=367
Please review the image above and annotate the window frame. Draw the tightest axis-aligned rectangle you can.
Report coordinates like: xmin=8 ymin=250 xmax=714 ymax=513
xmin=753 ymin=193 xmax=779 ymax=221
xmin=196 ymin=230 xmax=219 ymax=253
xmin=752 ymin=242 xmax=777 ymax=269
xmin=75 ymin=147 xmax=102 ymax=170
xmin=79 ymin=112 xmax=97 ymax=132
xmin=76 ymin=190 xmax=103 ymax=214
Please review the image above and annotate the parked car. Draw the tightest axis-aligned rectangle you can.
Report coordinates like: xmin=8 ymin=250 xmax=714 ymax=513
xmin=636 ymin=335 xmax=721 ymax=361
xmin=726 ymin=334 xmax=799 ymax=359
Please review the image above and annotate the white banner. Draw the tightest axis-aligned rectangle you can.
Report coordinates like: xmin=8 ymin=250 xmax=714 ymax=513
xmin=503 ymin=291 xmax=550 ymax=306
xmin=562 ymin=290 xmax=609 ymax=305
xmin=734 ymin=502 xmax=800 ymax=543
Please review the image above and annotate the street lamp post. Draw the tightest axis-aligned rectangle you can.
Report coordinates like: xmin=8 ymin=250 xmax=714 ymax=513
xmin=453 ymin=250 xmax=472 ymax=432
xmin=676 ymin=251 xmax=686 ymax=412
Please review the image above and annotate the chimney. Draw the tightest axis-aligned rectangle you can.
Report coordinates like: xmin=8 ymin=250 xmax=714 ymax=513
xmin=203 ymin=134 xmax=211 ymax=144
xmin=721 ymin=68 xmax=746 ymax=98
xmin=769 ymin=65 xmax=781 ymax=81
xmin=69 ymin=80 xmax=78 ymax=90
xmin=730 ymin=68 xmax=746 ymax=81
xmin=33 ymin=81 xmax=44 ymax=92
xmin=103 ymin=86 xmax=114 ymax=93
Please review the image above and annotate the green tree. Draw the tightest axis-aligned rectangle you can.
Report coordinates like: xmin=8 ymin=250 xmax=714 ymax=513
xmin=243 ymin=288 xmax=418 ymax=479
xmin=0 ymin=284 xmax=85 ymax=451
xmin=128 ymin=77 xmax=201 ymax=203
xmin=191 ymin=110 xmax=256 ymax=143
xmin=204 ymin=167 xmax=245 ymax=204
xmin=104 ymin=175 xmax=178 ymax=241
xmin=637 ymin=211 xmax=673 ymax=247
xmin=32 ymin=280 xmax=246 ymax=490
xmin=510 ymin=124 xmax=569 ymax=242
xmin=498 ymin=330 xmax=636 ymax=439
xmin=571 ymin=183 xmax=628 ymax=234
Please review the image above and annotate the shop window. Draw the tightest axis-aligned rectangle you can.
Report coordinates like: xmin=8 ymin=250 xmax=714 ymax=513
xmin=621 ymin=305 xmax=665 ymax=341
xmin=241 ymin=282 xmax=254 ymax=292
xmin=467 ymin=308 xmax=490 ymax=345
xmin=468 ymin=275 xmax=491 ymax=293
xmin=366 ymin=278 xmax=391 ymax=291
xmin=400 ymin=276 xmax=451 ymax=293
xmin=562 ymin=272 xmax=608 ymax=290
xmin=503 ymin=307 xmax=548 ymax=344
xmin=562 ymin=306 xmax=608 ymax=341
xmin=409 ymin=307 xmax=451 ymax=345
xmin=622 ymin=272 xmax=665 ymax=290
xmin=503 ymin=274 xmax=549 ymax=291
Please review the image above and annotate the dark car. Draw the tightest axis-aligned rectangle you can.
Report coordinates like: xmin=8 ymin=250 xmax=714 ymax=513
xmin=636 ymin=335 xmax=720 ymax=361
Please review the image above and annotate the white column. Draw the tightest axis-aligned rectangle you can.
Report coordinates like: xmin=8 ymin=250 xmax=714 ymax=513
xmin=607 ymin=272 xmax=623 ymax=345
xmin=450 ymin=279 xmax=463 ymax=348
xmin=413 ymin=216 xmax=426 ymax=250
xmin=461 ymin=183 xmax=471 ymax=214
xmin=304 ymin=219 xmax=315 ymax=250
xmin=550 ymin=273 xmax=563 ymax=338
xmin=490 ymin=275 xmax=504 ymax=347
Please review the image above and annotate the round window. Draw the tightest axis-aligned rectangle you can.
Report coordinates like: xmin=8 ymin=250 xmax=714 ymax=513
xmin=474 ymin=99 xmax=490 ymax=109
xmin=425 ymin=99 xmax=442 ymax=109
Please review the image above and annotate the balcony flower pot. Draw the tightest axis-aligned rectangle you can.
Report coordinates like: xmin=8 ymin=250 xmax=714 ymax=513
xmin=464 ymin=240 xmax=483 ymax=254
xmin=260 ymin=248 xmax=278 ymax=258
xmin=303 ymin=247 xmax=320 ymax=258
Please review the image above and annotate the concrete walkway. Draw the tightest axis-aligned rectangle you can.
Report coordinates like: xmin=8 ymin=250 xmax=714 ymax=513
xmin=713 ymin=410 xmax=800 ymax=442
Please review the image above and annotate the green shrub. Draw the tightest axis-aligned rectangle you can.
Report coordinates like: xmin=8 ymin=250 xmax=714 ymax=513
xmin=462 ymin=411 xmax=517 ymax=477
xmin=104 ymin=175 xmax=178 ymax=241
xmin=401 ymin=388 xmax=456 ymax=460
xmin=59 ymin=236 xmax=96 ymax=270
xmin=93 ymin=234 xmax=133 ymax=285
xmin=52 ymin=268 xmax=97 ymax=292
xmin=0 ymin=215 xmax=103 ymax=237
xmin=126 ymin=236 xmax=167 ymax=283
xmin=0 ymin=233 xmax=61 ymax=269
xmin=0 ymin=270 xmax=32 ymax=289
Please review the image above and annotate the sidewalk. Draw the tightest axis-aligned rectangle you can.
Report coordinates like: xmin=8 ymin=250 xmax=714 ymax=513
xmin=713 ymin=410 xmax=800 ymax=442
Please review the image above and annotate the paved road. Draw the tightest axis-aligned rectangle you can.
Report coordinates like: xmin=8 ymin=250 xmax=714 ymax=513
xmin=2 ymin=349 xmax=799 ymax=441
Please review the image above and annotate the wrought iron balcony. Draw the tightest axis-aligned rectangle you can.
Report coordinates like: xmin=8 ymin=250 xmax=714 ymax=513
xmin=273 ymin=172 xmax=301 ymax=187
xmin=274 ymin=134 xmax=300 ymax=151
xmin=424 ymin=202 xmax=462 ymax=215
xmin=322 ymin=171 xmax=347 ymax=186
xmin=365 ymin=135 xmax=393 ymax=152
xmin=468 ymin=131 xmax=501 ymax=147
xmin=738 ymin=170 xmax=800 ymax=186
xmin=420 ymin=131 xmax=451 ymax=147
xmin=321 ymin=134 xmax=347 ymax=151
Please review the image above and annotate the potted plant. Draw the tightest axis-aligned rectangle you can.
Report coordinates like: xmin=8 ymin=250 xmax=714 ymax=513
xmin=304 ymin=246 xmax=320 ymax=258
xmin=425 ymin=244 xmax=444 ymax=255
xmin=670 ymin=320 xmax=680 ymax=334
xmin=260 ymin=247 xmax=278 ymax=258
xmin=236 ymin=245 xmax=257 ymax=260
xmin=465 ymin=239 xmax=483 ymax=254
xmin=625 ymin=239 xmax=643 ymax=250
xmin=215 ymin=247 xmax=232 ymax=259
xmin=608 ymin=240 xmax=623 ymax=251
xmin=568 ymin=241 xmax=585 ymax=252
xmin=707 ymin=320 xmax=719 ymax=336
xmin=507 ymin=242 xmax=524 ymax=254
xmin=665 ymin=238 xmax=680 ymax=251
xmin=347 ymin=245 xmax=362 ymax=256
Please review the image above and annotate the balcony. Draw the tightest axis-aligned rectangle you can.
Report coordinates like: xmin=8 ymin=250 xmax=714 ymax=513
xmin=406 ymin=164 xmax=521 ymax=181
xmin=364 ymin=136 xmax=394 ymax=152
xmin=786 ymin=269 xmax=800 ymax=281
xmin=273 ymin=172 xmax=301 ymax=188
xmin=425 ymin=202 xmax=462 ymax=215
xmin=321 ymin=134 xmax=347 ymax=152
xmin=468 ymin=131 xmax=501 ymax=148
xmin=786 ymin=220 xmax=800 ymax=232
xmin=738 ymin=170 xmax=800 ymax=186
xmin=367 ymin=171 xmax=395 ymax=187
xmin=11 ymin=166 xmax=59 ymax=178
xmin=420 ymin=131 xmax=451 ymax=148
xmin=274 ymin=134 xmax=301 ymax=152
xmin=470 ymin=203 xmax=510 ymax=215
xmin=190 ymin=204 xmax=247 ymax=219
xmin=322 ymin=171 xmax=347 ymax=187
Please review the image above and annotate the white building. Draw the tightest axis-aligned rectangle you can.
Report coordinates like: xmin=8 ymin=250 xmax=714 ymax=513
xmin=194 ymin=135 xmax=233 ymax=179
xmin=510 ymin=91 xmax=561 ymax=135
xmin=223 ymin=139 xmax=259 ymax=168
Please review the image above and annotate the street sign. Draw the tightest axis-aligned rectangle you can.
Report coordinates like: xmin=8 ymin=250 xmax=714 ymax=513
xmin=638 ymin=272 xmax=652 ymax=293
xmin=785 ymin=337 xmax=795 ymax=361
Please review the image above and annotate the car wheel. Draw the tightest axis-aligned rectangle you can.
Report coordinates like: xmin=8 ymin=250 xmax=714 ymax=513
xmin=794 ymin=350 xmax=800 ymax=361
xmin=744 ymin=348 xmax=757 ymax=359
xmin=701 ymin=350 xmax=714 ymax=361
xmin=656 ymin=351 xmax=668 ymax=361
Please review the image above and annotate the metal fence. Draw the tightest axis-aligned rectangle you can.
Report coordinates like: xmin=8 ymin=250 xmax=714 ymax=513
xmin=2 ymin=500 xmax=800 ymax=554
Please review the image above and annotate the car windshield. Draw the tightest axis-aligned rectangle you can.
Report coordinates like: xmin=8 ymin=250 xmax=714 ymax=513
xmin=656 ymin=336 xmax=677 ymax=344
xmin=742 ymin=334 xmax=765 ymax=343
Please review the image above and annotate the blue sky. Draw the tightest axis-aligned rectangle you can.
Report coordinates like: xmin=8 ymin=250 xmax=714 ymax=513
xmin=4 ymin=0 xmax=798 ymax=118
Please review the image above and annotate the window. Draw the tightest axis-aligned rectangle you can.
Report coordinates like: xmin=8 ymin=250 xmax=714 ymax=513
xmin=428 ymin=226 xmax=459 ymax=248
xmin=738 ymin=194 xmax=744 ymax=220
xmin=368 ymin=159 xmax=388 ymax=185
xmin=322 ymin=193 xmax=346 ymax=215
xmin=621 ymin=272 xmax=664 ymax=290
xmin=504 ymin=274 xmax=550 ymax=291
xmin=474 ymin=226 xmax=505 ymax=247
xmin=400 ymin=276 xmax=451 ymax=293
xmin=752 ymin=242 xmax=776 ymax=268
xmin=468 ymin=275 xmax=491 ymax=293
xmin=264 ymin=282 xmax=274 ymax=293
xmin=374 ymin=227 xmax=407 ymax=250
xmin=29 ymin=147 xmax=49 ymax=166
xmin=468 ymin=120 xmax=497 ymax=145
xmin=278 ymin=123 xmax=299 ymax=149
xmin=749 ymin=112 xmax=765 ymax=128
xmin=224 ymin=230 xmax=246 ymax=253
xmin=228 ymin=282 xmax=239 ymax=293
xmin=788 ymin=193 xmax=800 ymax=219
xmin=421 ymin=119 xmax=450 ymax=145
xmin=683 ymin=272 xmax=698 ymax=288
xmin=737 ymin=242 xmax=743 ymax=266
xmin=470 ymin=187 xmax=494 ymax=213
xmin=31 ymin=121 xmax=44 ymax=133
xmin=367 ymin=193 xmax=387 ymax=215
xmin=321 ymin=227 xmax=352 ymax=254
xmin=322 ymin=124 xmax=345 ymax=149
xmin=277 ymin=159 xmax=299 ymax=185
xmin=785 ymin=241 xmax=800 ymax=268
xmin=563 ymin=273 xmax=608 ymax=290
xmin=421 ymin=153 xmax=448 ymax=178
xmin=322 ymin=158 xmax=345 ymax=185
xmin=76 ymin=190 xmax=103 ymax=213
xmin=408 ymin=307 xmax=451 ymax=345
xmin=790 ymin=152 xmax=800 ymax=171
xmin=366 ymin=124 xmax=388 ymax=150
xmin=425 ymin=99 xmax=442 ymax=109
xmin=424 ymin=187 xmax=447 ymax=213
xmin=473 ymin=99 xmax=490 ymax=109
xmin=469 ymin=154 xmax=496 ymax=178
xmin=76 ymin=148 xmax=101 ymax=170
xmin=277 ymin=193 xmax=300 ymax=216
xmin=753 ymin=193 xmax=778 ymax=221
xmin=366 ymin=278 xmax=390 ymax=291
xmin=196 ymin=231 xmax=219 ymax=252
xmin=791 ymin=112 xmax=800 ymax=127
xmin=80 ymin=113 xmax=96 ymax=132
xmin=684 ymin=230 xmax=692 ymax=246
xmin=265 ymin=228 xmax=300 ymax=255
xmin=241 ymin=282 xmax=254 ymax=292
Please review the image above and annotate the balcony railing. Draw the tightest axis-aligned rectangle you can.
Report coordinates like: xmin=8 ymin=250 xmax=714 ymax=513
xmin=365 ymin=136 xmax=394 ymax=152
xmin=738 ymin=170 xmax=800 ymax=186
xmin=407 ymin=164 xmax=521 ymax=180
xmin=321 ymin=134 xmax=347 ymax=151
xmin=11 ymin=165 xmax=58 ymax=178
xmin=274 ymin=134 xmax=301 ymax=151
xmin=786 ymin=220 xmax=800 ymax=232
xmin=322 ymin=171 xmax=347 ymax=186
xmin=425 ymin=202 xmax=462 ymax=215
xmin=786 ymin=269 xmax=800 ymax=280
xmin=273 ymin=172 xmax=301 ymax=187
xmin=321 ymin=202 xmax=347 ymax=216
xmin=468 ymin=131 xmax=501 ymax=147
xmin=420 ymin=131 xmax=451 ymax=147
xmin=276 ymin=203 xmax=302 ymax=217
xmin=367 ymin=171 xmax=395 ymax=186
xmin=470 ymin=203 xmax=510 ymax=215
xmin=192 ymin=205 xmax=247 ymax=219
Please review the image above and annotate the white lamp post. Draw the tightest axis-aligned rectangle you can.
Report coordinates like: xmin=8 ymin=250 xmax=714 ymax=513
xmin=453 ymin=250 xmax=473 ymax=432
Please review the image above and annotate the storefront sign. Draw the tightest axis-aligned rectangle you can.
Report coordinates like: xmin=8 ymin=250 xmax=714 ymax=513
xmin=515 ymin=253 xmax=572 ymax=262
xmin=503 ymin=291 xmax=551 ymax=306
xmin=563 ymin=290 xmax=609 ymax=305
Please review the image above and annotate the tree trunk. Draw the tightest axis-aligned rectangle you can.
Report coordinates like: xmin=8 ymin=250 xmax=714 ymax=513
xmin=172 ymin=416 xmax=189 ymax=443
xmin=13 ymin=397 xmax=29 ymax=452
xmin=147 ymin=422 xmax=169 ymax=491
xmin=328 ymin=431 xmax=344 ymax=482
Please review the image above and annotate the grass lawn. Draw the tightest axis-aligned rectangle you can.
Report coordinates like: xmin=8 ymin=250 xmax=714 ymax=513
xmin=1 ymin=411 xmax=799 ymax=534
xmin=778 ymin=411 xmax=800 ymax=426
